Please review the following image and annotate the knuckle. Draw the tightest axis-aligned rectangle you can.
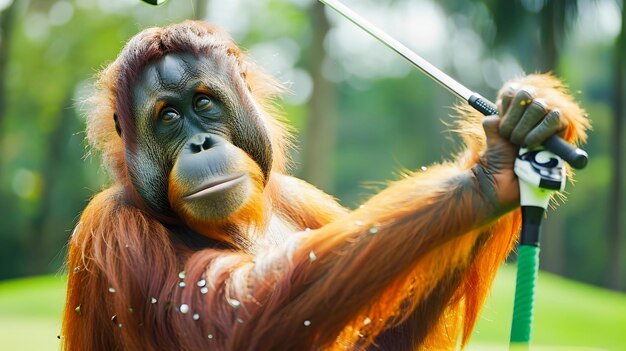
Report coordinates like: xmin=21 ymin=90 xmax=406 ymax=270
xmin=513 ymin=87 xmax=535 ymax=108
xmin=530 ymin=98 xmax=548 ymax=114
xmin=546 ymin=110 xmax=561 ymax=126
xmin=482 ymin=116 xmax=499 ymax=131
xmin=517 ymin=86 xmax=535 ymax=99
xmin=499 ymin=83 xmax=518 ymax=98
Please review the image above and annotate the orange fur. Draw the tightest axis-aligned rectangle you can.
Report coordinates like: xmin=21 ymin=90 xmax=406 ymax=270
xmin=62 ymin=20 xmax=589 ymax=351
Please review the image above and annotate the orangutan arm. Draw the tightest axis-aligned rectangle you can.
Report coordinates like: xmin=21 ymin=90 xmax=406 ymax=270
xmin=185 ymin=74 xmax=590 ymax=351
xmin=368 ymin=73 xmax=592 ymax=350
xmin=173 ymin=161 xmax=502 ymax=351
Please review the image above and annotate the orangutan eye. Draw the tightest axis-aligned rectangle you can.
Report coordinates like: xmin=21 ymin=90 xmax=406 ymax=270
xmin=193 ymin=94 xmax=214 ymax=113
xmin=160 ymin=107 xmax=180 ymax=125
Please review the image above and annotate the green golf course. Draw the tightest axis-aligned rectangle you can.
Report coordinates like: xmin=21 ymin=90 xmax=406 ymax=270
xmin=0 ymin=265 xmax=624 ymax=350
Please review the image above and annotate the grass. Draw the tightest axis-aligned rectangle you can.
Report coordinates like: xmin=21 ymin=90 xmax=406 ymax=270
xmin=0 ymin=275 xmax=66 ymax=351
xmin=466 ymin=265 xmax=626 ymax=350
xmin=1 ymin=266 xmax=625 ymax=350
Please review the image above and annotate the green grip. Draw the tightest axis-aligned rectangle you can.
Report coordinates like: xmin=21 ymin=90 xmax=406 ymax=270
xmin=510 ymin=244 xmax=540 ymax=345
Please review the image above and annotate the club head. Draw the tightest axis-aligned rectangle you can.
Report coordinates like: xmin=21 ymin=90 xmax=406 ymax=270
xmin=141 ymin=0 xmax=169 ymax=5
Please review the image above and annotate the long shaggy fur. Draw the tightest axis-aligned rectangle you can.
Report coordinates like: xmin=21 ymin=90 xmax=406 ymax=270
xmin=63 ymin=21 xmax=589 ymax=351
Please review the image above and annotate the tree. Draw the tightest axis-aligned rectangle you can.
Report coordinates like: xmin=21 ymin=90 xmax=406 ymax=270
xmin=608 ymin=0 xmax=625 ymax=290
xmin=300 ymin=2 xmax=338 ymax=192
xmin=193 ymin=0 xmax=207 ymax=20
xmin=0 ymin=0 xmax=17 ymax=170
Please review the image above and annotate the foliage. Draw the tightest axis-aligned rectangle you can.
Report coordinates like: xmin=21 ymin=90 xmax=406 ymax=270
xmin=0 ymin=0 xmax=200 ymax=278
xmin=0 ymin=0 xmax=623 ymax=293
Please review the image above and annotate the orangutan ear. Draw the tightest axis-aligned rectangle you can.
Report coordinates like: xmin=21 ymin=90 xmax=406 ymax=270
xmin=113 ymin=112 xmax=122 ymax=137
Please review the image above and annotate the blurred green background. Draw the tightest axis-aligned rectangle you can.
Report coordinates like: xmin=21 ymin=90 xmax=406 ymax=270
xmin=0 ymin=0 xmax=624 ymax=349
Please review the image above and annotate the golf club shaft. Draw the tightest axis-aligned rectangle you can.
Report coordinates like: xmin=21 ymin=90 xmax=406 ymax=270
xmin=321 ymin=0 xmax=472 ymax=101
xmin=320 ymin=0 xmax=588 ymax=169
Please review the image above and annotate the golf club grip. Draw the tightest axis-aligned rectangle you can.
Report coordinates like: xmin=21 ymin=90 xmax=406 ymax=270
xmin=468 ymin=94 xmax=588 ymax=169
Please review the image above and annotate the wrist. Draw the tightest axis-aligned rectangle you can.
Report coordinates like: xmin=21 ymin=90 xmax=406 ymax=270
xmin=471 ymin=164 xmax=518 ymax=220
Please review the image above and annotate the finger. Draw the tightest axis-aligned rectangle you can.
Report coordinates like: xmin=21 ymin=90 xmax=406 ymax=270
xmin=497 ymin=85 xmax=516 ymax=116
xmin=499 ymin=88 xmax=534 ymax=139
xmin=482 ymin=115 xmax=501 ymax=138
xmin=510 ymin=99 xmax=548 ymax=146
xmin=523 ymin=110 xmax=565 ymax=147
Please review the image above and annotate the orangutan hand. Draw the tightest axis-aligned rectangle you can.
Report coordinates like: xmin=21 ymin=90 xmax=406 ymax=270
xmin=475 ymin=85 xmax=570 ymax=211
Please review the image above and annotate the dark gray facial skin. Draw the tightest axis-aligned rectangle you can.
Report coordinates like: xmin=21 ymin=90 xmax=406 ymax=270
xmin=126 ymin=52 xmax=272 ymax=221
